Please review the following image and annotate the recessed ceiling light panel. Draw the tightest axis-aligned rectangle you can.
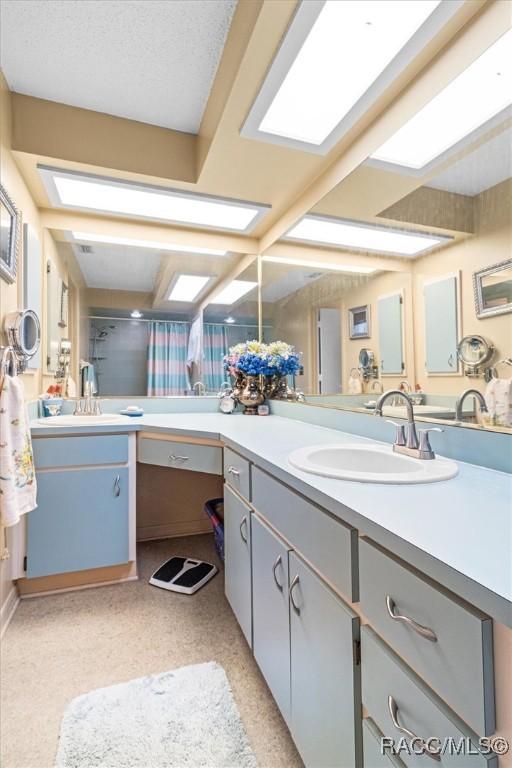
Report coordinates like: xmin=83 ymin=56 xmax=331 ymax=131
xmin=211 ymin=280 xmax=258 ymax=305
xmin=285 ymin=215 xmax=450 ymax=256
xmin=370 ymin=28 xmax=512 ymax=171
xmin=71 ymin=232 xmax=227 ymax=256
xmin=39 ymin=166 xmax=269 ymax=233
xmin=242 ymin=0 xmax=464 ymax=154
xmin=168 ymin=274 xmax=211 ymax=302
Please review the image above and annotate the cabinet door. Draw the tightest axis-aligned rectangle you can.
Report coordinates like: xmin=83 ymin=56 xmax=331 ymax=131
xmin=289 ymin=552 xmax=362 ymax=768
xmin=424 ymin=276 xmax=459 ymax=373
xmin=252 ymin=514 xmax=291 ymax=724
xmin=224 ymin=484 xmax=252 ymax=646
xmin=27 ymin=467 xmax=129 ymax=578
xmin=378 ymin=293 xmax=404 ymax=375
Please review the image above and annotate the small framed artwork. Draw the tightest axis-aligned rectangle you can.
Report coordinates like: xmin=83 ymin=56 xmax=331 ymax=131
xmin=0 ymin=184 xmax=21 ymax=284
xmin=473 ymin=259 xmax=512 ymax=318
xmin=349 ymin=304 xmax=370 ymax=339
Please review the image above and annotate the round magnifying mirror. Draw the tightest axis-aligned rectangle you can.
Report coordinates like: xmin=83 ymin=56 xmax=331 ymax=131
xmin=359 ymin=348 xmax=374 ymax=369
xmin=456 ymin=335 xmax=493 ymax=367
xmin=4 ymin=309 xmax=41 ymax=360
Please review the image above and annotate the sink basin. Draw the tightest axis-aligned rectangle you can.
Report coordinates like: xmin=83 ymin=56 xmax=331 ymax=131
xmin=289 ymin=443 xmax=458 ymax=484
xmin=38 ymin=414 xmax=125 ymax=426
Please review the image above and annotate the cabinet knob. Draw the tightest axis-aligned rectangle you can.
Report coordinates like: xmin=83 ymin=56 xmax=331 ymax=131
xmin=169 ymin=454 xmax=190 ymax=462
xmin=113 ymin=475 xmax=121 ymax=497
xmin=228 ymin=466 xmax=240 ymax=477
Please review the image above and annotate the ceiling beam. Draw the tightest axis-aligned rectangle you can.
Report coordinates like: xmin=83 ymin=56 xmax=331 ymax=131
xmin=263 ymin=242 xmax=415 ymax=273
xmin=11 ymin=93 xmax=197 ymax=183
xmin=40 ymin=208 xmax=259 ymax=255
xmin=198 ymin=253 xmax=257 ymax=312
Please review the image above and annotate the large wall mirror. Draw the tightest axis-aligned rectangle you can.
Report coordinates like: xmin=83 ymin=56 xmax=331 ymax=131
xmin=258 ymin=121 xmax=512 ymax=432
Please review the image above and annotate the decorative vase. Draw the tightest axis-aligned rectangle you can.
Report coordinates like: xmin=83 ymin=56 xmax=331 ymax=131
xmin=265 ymin=374 xmax=289 ymax=399
xmin=238 ymin=375 xmax=265 ymax=415
xmin=231 ymin=371 xmax=245 ymax=401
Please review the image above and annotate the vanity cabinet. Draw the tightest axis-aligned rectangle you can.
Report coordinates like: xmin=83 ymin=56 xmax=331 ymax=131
xmin=27 ymin=467 xmax=129 ymax=578
xmin=289 ymin=551 xmax=362 ymax=768
xmin=224 ymin=484 xmax=252 ymax=646
xmin=252 ymin=514 xmax=291 ymax=724
xmin=26 ymin=434 xmax=133 ymax=581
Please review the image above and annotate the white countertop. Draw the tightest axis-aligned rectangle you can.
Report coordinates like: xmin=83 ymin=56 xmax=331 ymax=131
xmin=31 ymin=413 xmax=512 ymax=624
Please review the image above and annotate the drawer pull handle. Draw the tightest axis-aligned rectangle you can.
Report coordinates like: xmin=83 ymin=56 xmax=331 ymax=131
xmin=289 ymin=574 xmax=301 ymax=615
xmin=272 ymin=555 xmax=283 ymax=591
xmin=169 ymin=454 xmax=190 ymax=462
xmin=239 ymin=516 xmax=248 ymax=543
xmin=386 ymin=596 xmax=437 ymax=642
xmin=228 ymin=466 xmax=240 ymax=477
xmin=388 ymin=696 xmax=441 ymax=761
xmin=113 ymin=475 xmax=121 ymax=497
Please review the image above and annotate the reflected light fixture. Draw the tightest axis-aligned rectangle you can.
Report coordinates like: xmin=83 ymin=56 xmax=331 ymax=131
xmin=285 ymin=215 xmax=450 ymax=256
xmin=224 ymin=316 xmax=236 ymax=324
xmin=130 ymin=310 xmax=143 ymax=319
xmin=72 ymin=232 xmax=227 ymax=256
xmin=211 ymin=280 xmax=258 ymax=305
xmin=38 ymin=166 xmax=269 ymax=233
xmin=371 ymin=28 xmax=512 ymax=169
xmin=242 ymin=0 xmax=463 ymax=153
xmin=168 ymin=275 xmax=211 ymax=302
xmin=262 ymin=255 xmax=376 ymax=274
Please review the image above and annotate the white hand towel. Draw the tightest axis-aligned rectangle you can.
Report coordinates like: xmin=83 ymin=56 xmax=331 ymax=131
xmin=0 ymin=376 xmax=37 ymax=527
xmin=187 ymin=317 xmax=201 ymax=367
xmin=484 ymin=379 xmax=497 ymax=422
xmin=348 ymin=371 xmax=363 ymax=394
xmin=493 ymin=378 xmax=512 ymax=427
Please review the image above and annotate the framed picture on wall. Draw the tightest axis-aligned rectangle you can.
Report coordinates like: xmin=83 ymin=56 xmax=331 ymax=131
xmin=0 ymin=184 xmax=21 ymax=284
xmin=348 ymin=304 xmax=370 ymax=339
xmin=473 ymin=259 xmax=512 ymax=318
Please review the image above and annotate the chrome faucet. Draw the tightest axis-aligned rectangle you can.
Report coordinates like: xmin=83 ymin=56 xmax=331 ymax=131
xmin=375 ymin=389 xmax=442 ymax=460
xmin=455 ymin=389 xmax=488 ymax=423
xmin=193 ymin=381 xmax=206 ymax=396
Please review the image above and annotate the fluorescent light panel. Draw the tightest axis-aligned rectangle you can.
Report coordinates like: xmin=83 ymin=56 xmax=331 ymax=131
xmin=39 ymin=167 xmax=268 ymax=233
xmin=211 ymin=280 xmax=258 ymax=305
xmin=286 ymin=216 xmax=449 ymax=256
xmin=257 ymin=0 xmax=441 ymax=146
xmin=168 ymin=275 xmax=211 ymax=302
xmin=72 ymin=231 xmax=227 ymax=256
xmin=372 ymin=28 xmax=512 ymax=169
xmin=262 ymin=255 xmax=376 ymax=274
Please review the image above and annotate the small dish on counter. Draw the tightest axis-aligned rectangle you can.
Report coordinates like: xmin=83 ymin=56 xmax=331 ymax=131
xmin=120 ymin=407 xmax=144 ymax=417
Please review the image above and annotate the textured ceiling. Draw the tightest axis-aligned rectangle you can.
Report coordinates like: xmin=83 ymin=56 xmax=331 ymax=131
xmin=0 ymin=0 xmax=236 ymax=132
xmin=74 ymin=243 xmax=162 ymax=291
xmin=427 ymin=127 xmax=512 ymax=197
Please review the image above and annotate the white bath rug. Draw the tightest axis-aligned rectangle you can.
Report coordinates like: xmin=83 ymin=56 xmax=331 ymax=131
xmin=55 ymin=662 xmax=258 ymax=768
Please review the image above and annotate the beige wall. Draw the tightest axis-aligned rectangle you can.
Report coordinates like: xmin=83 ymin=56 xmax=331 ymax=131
xmin=413 ymin=179 xmax=512 ymax=396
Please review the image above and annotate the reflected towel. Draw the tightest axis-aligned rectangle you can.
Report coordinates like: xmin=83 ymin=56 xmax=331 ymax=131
xmin=187 ymin=317 xmax=201 ymax=368
xmin=348 ymin=374 xmax=362 ymax=394
xmin=484 ymin=379 xmax=497 ymax=422
xmin=491 ymin=378 xmax=512 ymax=427
xmin=0 ymin=376 xmax=37 ymax=527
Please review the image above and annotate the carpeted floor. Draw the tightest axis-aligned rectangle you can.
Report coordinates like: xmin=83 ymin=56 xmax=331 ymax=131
xmin=0 ymin=535 xmax=302 ymax=768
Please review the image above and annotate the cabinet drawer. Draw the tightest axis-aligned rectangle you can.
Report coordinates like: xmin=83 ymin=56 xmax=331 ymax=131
xmin=361 ymin=627 xmax=496 ymax=768
xmin=138 ymin=437 xmax=222 ymax=475
xmin=252 ymin=466 xmax=357 ymax=601
xmin=33 ymin=435 xmax=128 ymax=468
xmin=363 ymin=718 xmax=406 ymax=768
xmin=359 ymin=538 xmax=494 ymax=736
xmin=224 ymin=447 xmax=251 ymax=501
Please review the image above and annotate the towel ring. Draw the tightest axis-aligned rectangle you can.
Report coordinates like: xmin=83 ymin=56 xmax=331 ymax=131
xmin=491 ymin=358 xmax=512 ymax=379
xmin=0 ymin=345 xmax=18 ymax=395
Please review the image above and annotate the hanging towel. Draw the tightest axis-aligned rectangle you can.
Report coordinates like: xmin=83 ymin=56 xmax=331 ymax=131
xmin=0 ymin=375 xmax=37 ymax=527
xmin=493 ymin=378 xmax=512 ymax=427
xmin=187 ymin=317 xmax=202 ymax=368
xmin=484 ymin=379 xmax=497 ymax=423
xmin=348 ymin=369 xmax=363 ymax=394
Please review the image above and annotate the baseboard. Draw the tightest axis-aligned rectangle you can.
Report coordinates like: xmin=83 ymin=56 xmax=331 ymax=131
xmin=0 ymin=585 xmax=20 ymax=639
xmin=19 ymin=574 xmax=138 ymax=599
xmin=17 ymin=560 xmax=138 ymax=597
xmin=137 ymin=520 xmax=212 ymax=541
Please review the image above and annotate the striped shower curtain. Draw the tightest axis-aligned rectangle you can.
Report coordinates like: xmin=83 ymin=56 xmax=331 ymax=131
xmin=147 ymin=321 xmax=190 ymax=396
xmin=203 ymin=323 xmax=229 ymax=392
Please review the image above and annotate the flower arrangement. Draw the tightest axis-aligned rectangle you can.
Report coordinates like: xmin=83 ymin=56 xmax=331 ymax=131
xmin=223 ymin=340 xmax=300 ymax=377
